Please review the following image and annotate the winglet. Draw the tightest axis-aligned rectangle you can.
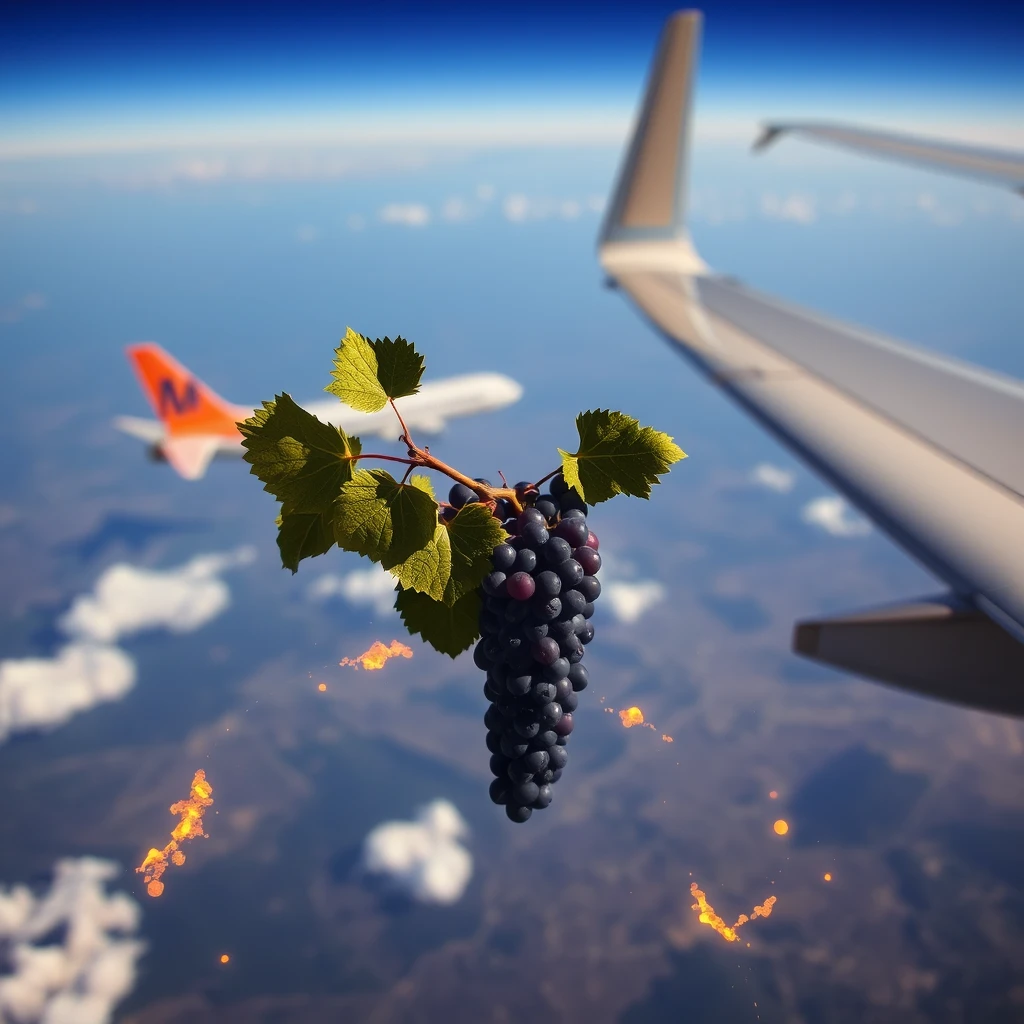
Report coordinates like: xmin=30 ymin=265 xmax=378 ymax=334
xmin=126 ymin=343 xmax=247 ymax=439
xmin=599 ymin=10 xmax=706 ymax=274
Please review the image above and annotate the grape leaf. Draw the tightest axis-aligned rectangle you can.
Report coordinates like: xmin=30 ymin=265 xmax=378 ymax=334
xmin=334 ymin=468 xmax=438 ymax=568
xmin=275 ymin=511 xmax=335 ymax=574
xmin=395 ymin=587 xmax=481 ymax=659
xmin=239 ymin=394 xmax=360 ymax=514
xmin=325 ymin=327 xmax=424 ymax=412
xmin=371 ymin=336 xmax=424 ymax=402
xmin=445 ymin=502 xmax=507 ymax=603
xmin=409 ymin=474 xmax=435 ymax=499
xmin=390 ymin=523 xmax=452 ymax=602
xmin=558 ymin=409 xmax=686 ymax=504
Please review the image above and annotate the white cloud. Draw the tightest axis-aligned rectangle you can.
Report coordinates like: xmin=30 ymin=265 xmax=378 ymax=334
xmin=502 ymin=193 xmax=602 ymax=224
xmin=362 ymin=800 xmax=472 ymax=905
xmin=307 ymin=565 xmax=396 ymax=616
xmin=604 ymin=581 xmax=666 ymax=624
xmin=440 ymin=197 xmax=472 ymax=222
xmin=475 ymin=183 xmax=495 ymax=202
xmin=761 ymin=192 xmax=817 ymax=224
xmin=0 ymin=643 xmax=135 ymax=743
xmin=0 ymin=858 xmax=144 ymax=1024
xmin=0 ymin=548 xmax=254 ymax=743
xmin=0 ymin=292 xmax=47 ymax=325
xmin=801 ymin=496 xmax=872 ymax=537
xmin=750 ymin=462 xmax=796 ymax=493
xmin=60 ymin=548 xmax=256 ymax=645
xmin=379 ymin=203 xmax=430 ymax=227
xmin=295 ymin=224 xmax=319 ymax=243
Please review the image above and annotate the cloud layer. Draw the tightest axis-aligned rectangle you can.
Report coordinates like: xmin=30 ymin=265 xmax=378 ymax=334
xmin=362 ymin=800 xmax=472 ymax=905
xmin=307 ymin=564 xmax=397 ymax=616
xmin=0 ymin=548 xmax=254 ymax=742
xmin=801 ymin=496 xmax=872 ymax=537
xmin=750 ymin=462 xmax=796 ymax=493
xmin=604 ymin=581 xmax=666 ymax=624
xmin=0 ymin=858 xmax=144 ymax=1024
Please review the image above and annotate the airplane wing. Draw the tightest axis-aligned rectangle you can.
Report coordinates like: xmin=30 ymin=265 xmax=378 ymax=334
xmin=599 ymin=10 xmax=1024 ymax=715
xmin=754 ymin=121 xmax=1024 ymax=193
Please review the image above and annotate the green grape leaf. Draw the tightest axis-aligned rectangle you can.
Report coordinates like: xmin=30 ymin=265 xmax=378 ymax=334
xmin=239 ymin=393 xmax=360 ymax=522
xmin=445 ymin=502 xmax=507 ymax=603
xmin=390 ymin=522 xmax=452 ymax=602
xmin=558 ymin=409 xmax=686 ymax=504
xmin=334 ymin=468 xmax=438 ymax=568
xmin=275 ymin=511 xmax=335 ymax=574
xmin=370 ymin=336 xmax=424 ymax=402
xmin=395 ymin=587 xmax=481 ymax=659
xmin=325 ymin=327 xmax=424 ymax=411
xmin=409 ymin=474 xmax=435 ymax=499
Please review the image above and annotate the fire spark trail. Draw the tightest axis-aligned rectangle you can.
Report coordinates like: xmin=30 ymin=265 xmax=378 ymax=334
xmin=340 ymin=639 xmax=413 ymax=670
xmin=137 ymin=770 xmax=214 ymax=898
xmin=689 ymin=882 xmax=777 ymax=943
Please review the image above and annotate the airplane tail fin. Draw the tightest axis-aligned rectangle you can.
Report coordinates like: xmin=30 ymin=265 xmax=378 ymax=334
xmin=126 ymin=343 xmax=243 ymax=439
xmin=598 ymin=9 xmax=706 ymax=274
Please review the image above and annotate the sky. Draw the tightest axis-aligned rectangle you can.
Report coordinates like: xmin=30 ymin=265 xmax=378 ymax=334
xmin=1 ymin=2 xmax=1023 ymax=1021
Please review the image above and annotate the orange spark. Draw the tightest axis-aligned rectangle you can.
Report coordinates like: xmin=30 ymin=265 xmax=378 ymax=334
xmin=339 ymin=639 xmax=413 ymax=671
xmin=136 ymin=770 xmax=214 ymax=898
xmin=773 ymin=819 xmax=789 ymax=836
xmin=318 ymin=682 xmax=327 ymax=692
xmin=220 ymin=954 xmax=230 ymax=964
xmin=662 ymin=734 xmax=674 ymax=743
xmin=823 ymin=873 xmax=832 ymax=882
xmin=768 ymin=790 xmax=778 ymax=800
xmin=619 ymin=706 xmax=644 ymax=728
xmin=689 ymin=882 xmax=777 ymax=944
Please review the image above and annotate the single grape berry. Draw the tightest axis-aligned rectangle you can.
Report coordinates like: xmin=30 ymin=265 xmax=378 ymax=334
xmin=533 ymin=784 xmax=553 ymax=809
xmin=555 ymin=517 xmax=589 ymax=548
xmin=577 ymin=576 xmax=601 ymax=601
xmin=481 ymin=571 xmax=507 ymax=597
xmin=574 ymin=546 xmax=602 ymax=576
xmin=534 ymin=497 xmax=558 ymax=520
xmin=491 ymin=543 xmax=516 ymax=572
xmin=506 ymin=572 xmax=537 ymax=601
xmin=449 ymin=482 xmax=476 ymax=508
xmin=519 ymin=520 xmax=548 ymax=546
xmin=550 ymin=473 xmax=569 ymax=497
xmin=543 ymin=537 xmax=572 ymax=566
xmin=512 ymin=548 xmax=538 ymax=574
xmin=489 ymin=778 xmax=511 ymax=804
xmin=534 ymin=570 xmax=561 ymax=598
xmin=585 ymin=530 xmax=599 ymax=551
xmin=531 ymin=637 xmax=560 ymax=665
xmin=554 ymin=712 xmax=574 ymax=737
xmin=513 ymin=780 xmax=541 ymax=806
xmin=506 ymin=804 xmax=532 ymax=823
xmin=500 ymin=733 xmax=530 ymax=759
xmin=556 ymin=559 xmax=584 ymax=588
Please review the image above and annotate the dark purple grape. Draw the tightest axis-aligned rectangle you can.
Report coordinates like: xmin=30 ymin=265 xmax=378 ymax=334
xmin=554 ymin=712 xmax=574 ymax=736
xmin=534 ymin=571 xmax=561 ymax=598
xmin=533 ymin=784 xmax=553 ymax=809
xmin=555 ymin=517 xmax=589 ymax=548
xmin=568 ymin=662 xmax=588 ymax=691
xmin=531 ymin=681 xmax=558 ymax=705
xmin=483 ymin=704 xmax=504 ymax=732
xmin=481 ymin=570 xmax=507 ymax=596
xmin=518 ymin=507 xmax=546 ymax=528
xmin=512 ymin=547 xmax=537 ymax=574
xmin=531 ymin=637 xmax=560 ymax=665
xmin=522 ymin=621 xmax=549 ymax=644
xmin=489 ymin=778 xmax=511 ymax=804
xmin=506 ymin=803 xmax=532 ymax=823
xmin=550 ymin=474 xmax=569 ymax=497
xmin=548 ymin=745 xmax=568 ymax=770
xmin=486 ymin=730 xmax=503 ymax=754
xmin=585 ymin=530 xmax=599 ymax=551
xmin=513 ymin=712 xmax=541 ymax=739
xmin=504 ymin=600 xmax=530 ymax=623
xmin=542 ymin=537 xmax=572 ymax=566
xmin=556 ymin=559 xmax=584 ymax=588
xmin=513 ymin=780 xmax=541 ymax=806
xmin=506 ymin=572 xmax=536 ymax=601
xmin=555 ymin=735 xmax=568 ymax=746
xmin=556 ymin=684 xmax=578 ymax=713
xmin=559 ymin=490 xmax=588 ymax=514
xmin=538 ymin=769 xmax=555 ymax=785
xmin=539 ymin=702 xmax=563 ymax=726
xmin=507 ymin=758 xmax=537 ymax=784
xmin=566 ymin=644 xmax=585 ymax=664
xmin=542 ymin=657 xmax=570 ymax=682
xmin=548 ymin=619 xmax=575 ymax=642
xmin=532 ymin=597 xmax=561 ymax=622
xmin=500 ymin=734 xmax=530 ymax=759
xmin=561 ymin=589 xmax=586 ymax=616
xmin=521 ymin=749 xmax=550 ymax=775
xmin=582 ymin=602 xmax=595 ymax=619
xmin=574 ymin=546 xmax=601 ymax=576
xmin=519 ymin=520 xmax=548 ymax=546
xmin=491 ymin=543 xmax=516 ymax=572
xmin=484 ymin=679 xmax=503 ymax=703
xmin=571 ymin=613 xmax=588 ymax=635
xmin=535 ymin=497 xmax=558 ymax=520
xmin=504 ymin=518 xmax=519 ymax=536
xmin=473 ymin=640 xmax=492 ymax=670
xmin=495 ymin=497 xmax=515 ymax=520
xmin=449 ymin=482 xmax=476 ymax=508
xmin=550 ymin=768 xmax=563 ymax=783
xmin=531 ymin=729 xmax=558 ymax=749
xmin=577 ymin=576 xmax=601 ymax=602
xmin=514 ymin=481 xmax=538 ymax=498
xmin=474 ymin=477 xmax=492 ymax=487
xmin=489 ymin=753 xmax=510 ymax=777
xmin=580 ymin=622 xmax=595 ymax=645
xmin=440 ymin=505 xmax=458 ymax=523
xmin=506 ymin=673 xmax=533 ymax=697
xmin=561 ymin=508 xmax=586 ymax=521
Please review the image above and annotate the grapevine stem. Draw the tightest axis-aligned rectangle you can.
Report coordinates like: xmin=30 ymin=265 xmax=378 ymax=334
xmin=533 ymin=467 xmax=563 ymax=488
xmin=389 ymin=398 xmax=414 ymax=450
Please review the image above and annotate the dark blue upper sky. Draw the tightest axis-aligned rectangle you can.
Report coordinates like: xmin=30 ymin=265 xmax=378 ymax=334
xmin=3 ymin=0 xmax=1023 ymax=122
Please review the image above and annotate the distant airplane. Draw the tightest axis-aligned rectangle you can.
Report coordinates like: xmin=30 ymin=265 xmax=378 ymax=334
xmin=600 ymin=10 xmax=1024 ymax=715
xmin=115 ymin=343 xmax=523 ymax=481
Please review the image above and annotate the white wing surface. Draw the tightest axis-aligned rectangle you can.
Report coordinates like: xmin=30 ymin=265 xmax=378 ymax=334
xmin=600 ymin=10 xmax=1024 ymax=715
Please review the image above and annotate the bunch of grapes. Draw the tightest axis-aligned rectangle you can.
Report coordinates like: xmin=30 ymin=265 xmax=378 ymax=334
xmin=453 ymin=472 xmax=603 ymax=823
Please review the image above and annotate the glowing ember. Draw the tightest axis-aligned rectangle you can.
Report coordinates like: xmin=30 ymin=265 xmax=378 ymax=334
xmin=768 ymin=790 xmax=778 ymax=800
xmin=823 ymin=873 xmax=832 ymax=882
xmin=220 ymin=954 xmax=230 ymax=964
xmin=619 ymin=706 xmax=644 ymax=728
xmin=662 ymin=734 xmax=674 ymax=743
xmin=773 ymin=819 xmax=789 ymax=836
xmin=689 ymin=882 xmax=777 ymax=943
xmin=136 ymin=770 xmax=214 ymax=898
xmin=318 ymin=682 xmax=327 ymax=692
xmin=340 ymin=639 xmax=413 ymax=671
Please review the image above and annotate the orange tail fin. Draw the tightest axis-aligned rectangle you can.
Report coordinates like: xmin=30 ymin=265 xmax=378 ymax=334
xmin=126 ymin=343 xmax=244 ymax=438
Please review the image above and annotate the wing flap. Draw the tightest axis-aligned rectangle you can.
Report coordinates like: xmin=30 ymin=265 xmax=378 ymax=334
xmin=161 ymin=436 xmax=222 ymax=481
